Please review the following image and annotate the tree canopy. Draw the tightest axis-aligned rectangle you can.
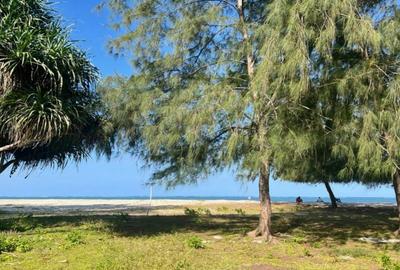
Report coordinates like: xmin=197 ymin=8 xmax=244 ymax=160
xmin=259 ymin=0 xmax=400 ymax=227
xmin=101 ymin=0 xmax=400 ymax=239
xmin=100 ymin=0 xmax=282 ymax=240
xmin=0 ymin=0 xmax=107 ymax=175
xmin=100 ymin=0 xmax=274 ymax=183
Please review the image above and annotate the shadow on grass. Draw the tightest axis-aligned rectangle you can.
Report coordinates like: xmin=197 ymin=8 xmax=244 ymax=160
xmin=0 ymin=206 xmax=398 ymax=245
xmin=274 ymin=206 xmax=398 ymax=244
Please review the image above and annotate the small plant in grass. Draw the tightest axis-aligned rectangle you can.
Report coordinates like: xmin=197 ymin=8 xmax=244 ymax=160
xmin=197 ymin=208 xmax=212 ymax=216
xmin=217 ymin=206 xmax=228 ymax=212
xmin=187 ymin=236 xmax=205 ymax=249
xmin=311 ymin=242 xmax=321 ymax=249
xmin=303 ymin=249 xmax=312 ymax=257
xmin=290 ymin=235 xmax=306 ymax=244
xmin=235 ymin=208 xmax=246 ymax=216
xmin=380 ymin=254 xmax=400 ymax=270
xmin=174 ymin=259 xmax=190 ymax=270
xmin=65 ymin=231 xmax=85 ymax=246
xmin=184 ymin=208 xmax=200 ymax=217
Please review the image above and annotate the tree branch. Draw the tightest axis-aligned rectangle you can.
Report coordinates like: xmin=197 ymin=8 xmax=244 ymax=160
xmin=0 ymin=141 xmax=22 ymax=153
xmin=0 ymin=139 xmax=39 ymax=153
xmin=237 ymin=0 xmax=254 ymax=78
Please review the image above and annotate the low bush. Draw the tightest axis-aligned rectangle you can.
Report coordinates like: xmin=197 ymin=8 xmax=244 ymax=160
xmin=381 ymin=254 xmax=400 ymax=270
xmin=197 ymin=208 xmax=211 ymax=216
xmin=234 ymin=208 xmax=246 ymax=216
xmin=184 ymin=208 xmax=199 ymax=217
xmin=65 ymin=231 xmax=85 ymax=246
xmin=0 ymin=236 xmax=32 ymax=253
xmin=187 ymin=236 xmax=205 ymax=249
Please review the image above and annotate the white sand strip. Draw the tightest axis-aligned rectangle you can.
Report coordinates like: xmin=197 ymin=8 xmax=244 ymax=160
xmin=0 ymin=199 xmax=257 ymax=215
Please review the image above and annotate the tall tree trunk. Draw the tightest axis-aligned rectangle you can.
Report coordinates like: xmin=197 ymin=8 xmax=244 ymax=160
xmin=393 ymin=169 xmax=400 ymax=235
xmin=324 ymin=181 xmax=337 ymax=208
xmin=237 ymin=0 xmax=254 ymax=79
xmin=238 ymin=0 xmax=272 ymax=241
xmin=248 ymin=161 xmax=273 ymax=241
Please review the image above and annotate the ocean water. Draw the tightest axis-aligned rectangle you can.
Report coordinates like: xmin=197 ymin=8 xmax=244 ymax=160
xmin=0 ymin=196 xmax=396 ymax=204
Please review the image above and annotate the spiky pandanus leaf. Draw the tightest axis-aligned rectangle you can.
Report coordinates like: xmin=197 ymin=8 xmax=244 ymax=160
xmin=0 ymin=0 xmax=106 ymax=175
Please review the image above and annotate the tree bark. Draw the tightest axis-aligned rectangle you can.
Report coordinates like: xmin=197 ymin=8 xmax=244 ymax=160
xmin=324 ymin=181 xmax=337 ymax=208
xmin=0 ymin=141 xmax=22 ymax=153
xmin=393 ymin=169 xmax=400 ymax=235
xmin=248 ymin=161 xmax=273 ymax=241
xmin=237 ymin=0 xmax=254 ymax=79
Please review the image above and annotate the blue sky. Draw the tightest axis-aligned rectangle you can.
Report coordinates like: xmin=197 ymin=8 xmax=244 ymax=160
xmin=0 ymin=0 xmax=396 ymax=198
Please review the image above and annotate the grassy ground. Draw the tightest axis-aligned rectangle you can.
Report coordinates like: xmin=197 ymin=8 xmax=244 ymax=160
xmin=0 ymin=203 xmax=399 ymax=270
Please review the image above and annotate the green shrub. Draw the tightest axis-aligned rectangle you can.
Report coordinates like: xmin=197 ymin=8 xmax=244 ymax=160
xmin=0 ymin=237 xmax=17 ymax=253
xmin=197 ymin=208 xmax=212 ymax=216
xmin=234 ymin=208 xmax=246 ymax=216
xmin=0 ymin=215 xmax=39 ymax=232
xmin=184 ymin=207 xmax=213 ymax=217
xmin=217 ymin=206 xmax=228 ymax=212
xmin=381 ymin=254 xmax=400 ymax=270
xmin=187 ymin=236 xmax=205 ymax=249
xmin=65 ymin=231 xmax=85 ymax=246
xmin=15 ymin=239 xmax=33 ymax=253
xmin=0 ymin=236 xmax=32 ymax=253
xmin=184 ymin=208 xmax=199 ymax=217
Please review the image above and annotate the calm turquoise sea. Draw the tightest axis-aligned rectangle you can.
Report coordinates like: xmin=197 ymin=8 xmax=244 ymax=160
xmin=0 ymin=196 xmax=396 ymax=204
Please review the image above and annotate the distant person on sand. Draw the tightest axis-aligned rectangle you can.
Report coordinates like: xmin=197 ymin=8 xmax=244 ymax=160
xmin=316 ymin=197 xmax=324 ymax=203
xmin=296 ymin=196 xmax=303 ymax=205
xmin=336 ymin=198 xmax=342 ymax=203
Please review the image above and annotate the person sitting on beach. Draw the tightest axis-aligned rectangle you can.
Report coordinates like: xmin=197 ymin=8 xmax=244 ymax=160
xmin=316 ymin=197 xmax=324 ymax=203
xmin=336 ymin=198 xmax=342 ymax=203
xmin=296 ymin=196 xmax=303 ymax=205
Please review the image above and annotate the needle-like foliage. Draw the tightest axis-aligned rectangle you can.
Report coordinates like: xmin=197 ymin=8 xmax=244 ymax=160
xmin=258 ymin=0 xmax=400 ymax=229
xmin=100 ymin=0 xmax=280 ymax=240
xmin=101 ymin=0 xmax=400 ymax=238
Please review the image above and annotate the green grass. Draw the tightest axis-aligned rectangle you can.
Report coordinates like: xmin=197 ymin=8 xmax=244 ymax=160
xmin=0 ymin=204 xmax=399 ymax=269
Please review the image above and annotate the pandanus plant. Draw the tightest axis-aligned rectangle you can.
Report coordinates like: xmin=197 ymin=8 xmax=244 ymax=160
xmin=0 ymin=0 xmax=107 ymax=174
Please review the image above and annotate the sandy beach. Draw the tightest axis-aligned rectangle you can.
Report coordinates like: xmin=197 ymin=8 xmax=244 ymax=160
xmin=0 ymin=199 xmax=394 ymax=217
xmin=0 ymin=199 xmax=258 ymax=216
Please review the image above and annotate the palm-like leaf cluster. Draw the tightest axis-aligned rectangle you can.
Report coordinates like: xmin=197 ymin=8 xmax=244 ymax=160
xmin=0 ymin=0 xmax=104 ymax=174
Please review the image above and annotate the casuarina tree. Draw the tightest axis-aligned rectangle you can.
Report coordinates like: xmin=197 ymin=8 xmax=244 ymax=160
xmin=99 ymin=0 xmax=286 ymax=241
xmin=0 ymin=0 xmax=107 ymax=175
xmin=257 ymin=0 xmax=400 ymax=230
